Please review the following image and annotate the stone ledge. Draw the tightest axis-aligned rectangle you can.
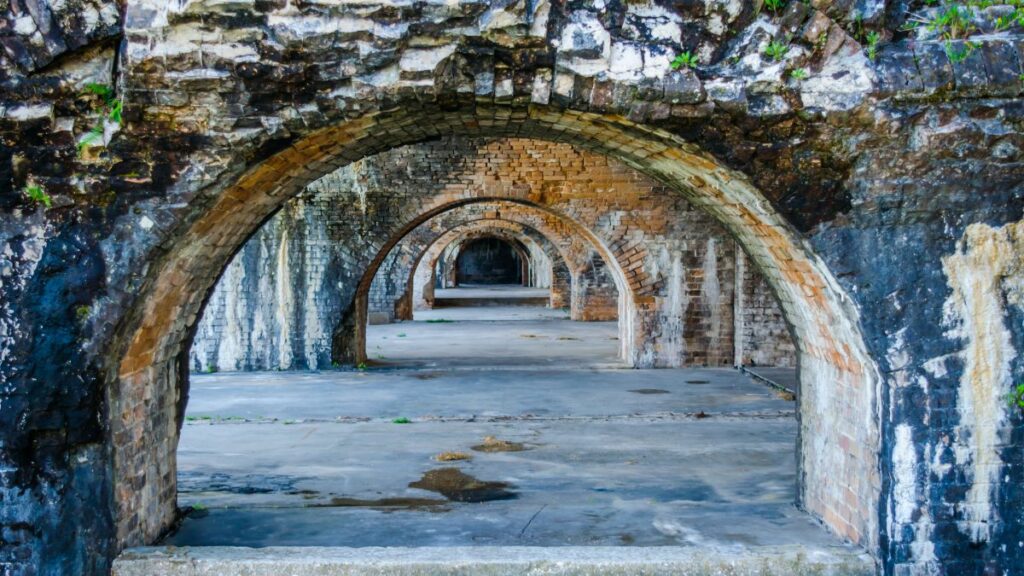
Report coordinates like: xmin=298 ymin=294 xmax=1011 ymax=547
xmin=113 ymin=545 xmax=877 ymax=576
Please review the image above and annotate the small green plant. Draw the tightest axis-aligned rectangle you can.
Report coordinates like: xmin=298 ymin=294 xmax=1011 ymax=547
xmin=392 ymin=417 xmax=412 ymax=424
xmin=669 ymin=51 xmax=699 ymax=70
xmin=425 ymin=318 xmax=455 ymax=323
xmin=23 ymin=184 xmax=52 ymax=208
xmin=945 ymin=40 xmax=977 ymax=63
xmin=764 ymin=40 xmax=789 ymax=61
xmin=763 ymin=0 xmax=787 ymax=13
xmin=356 ymin=361 xmax=368 ymax=370
xmin=993 ymin=12 xmax=1019 ymax=31
xmin=866 ymin=31 xmax=881 ymax=60
xmin=927 ymin=4 xmax=976 ymax=39
xmin=1008 ymin=383 xmax=1024 ymax=412
xmin=397 ymin=333 xmax=407 ymax=338
xmin=191 ymin=503 xmax=207 ymax=512
xmin=78 ymin=82 xmax=123 ymax=156
xmin=790 ymin=68 xmax=809 ymax=80
xmin=205 ymin=364 xmax=218 ymax=373
xmin=75 ymin=305 xmax=91 ymax=321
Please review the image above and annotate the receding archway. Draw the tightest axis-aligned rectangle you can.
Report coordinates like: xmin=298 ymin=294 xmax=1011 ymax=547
xmin=369 ymin=222 xmax=562 ymax=323
xmin=454 ymin=237 xmax=524 ymax=285
xmin=110 ymin=105 xmax=879 ymax=554
xmin=341 ymin=198 xmax=633 ymax=366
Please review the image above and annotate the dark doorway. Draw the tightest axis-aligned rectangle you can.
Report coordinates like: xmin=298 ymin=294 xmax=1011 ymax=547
xmin=455 ymin=237 xmax=523 ymax=285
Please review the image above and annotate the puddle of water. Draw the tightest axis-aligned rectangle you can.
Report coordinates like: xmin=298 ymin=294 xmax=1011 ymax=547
xmin=629 ymin=388 xmax=670 ymax=395
xmin=179 ymin=472 xmax=303 ymax=495
xmin=471 ymin=436 xmax=528 ymax=453
xmin=409 ymin=468 xmax=516 ymax=502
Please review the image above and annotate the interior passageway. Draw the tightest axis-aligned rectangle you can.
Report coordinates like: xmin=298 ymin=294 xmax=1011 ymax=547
xmin=368 ymin=300 xmax=618 ymax=369
xmin=164 ymin=134 xmax=860 ymax=571
xmin=170 ymin=309 xmax=821 ymax=551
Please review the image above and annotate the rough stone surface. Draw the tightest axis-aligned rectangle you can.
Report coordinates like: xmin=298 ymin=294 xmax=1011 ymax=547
xmin=112 ymin=545 xmax=876 ymax=576
xmin=0 ymin=0 xmax=1022 ymax=574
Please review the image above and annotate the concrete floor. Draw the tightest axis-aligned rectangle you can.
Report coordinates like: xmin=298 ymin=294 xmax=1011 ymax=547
xmin=371 ymin=300 xmax=620 ymax=370
xmin=167 ymin=303 xmax=859 ymax=563
xmin=432 ymin=282 xmax=552 ymax=305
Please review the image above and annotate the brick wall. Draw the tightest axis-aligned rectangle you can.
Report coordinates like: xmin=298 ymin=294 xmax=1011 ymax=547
xmin=734 ymin=250 xmax=797 ymax=368
xmin=192 ymin=138 xmax=794 ymax=371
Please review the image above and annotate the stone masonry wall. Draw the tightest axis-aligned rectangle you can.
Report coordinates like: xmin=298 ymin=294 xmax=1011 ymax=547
xmin=2 ymin=0 xmax=1022 ymax=573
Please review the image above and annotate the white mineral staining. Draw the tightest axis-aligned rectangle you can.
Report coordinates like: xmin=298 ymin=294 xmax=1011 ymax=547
xmin=800 ymin=49 xmax=875 ymax=112
xmin=4 ymin=104 xmax=54 ymax=121
xmin=400 ymin=45 xmax=458 ymax=73
xmin=701 ymin=238 xmax=721 ymax=352
xmin=941 ymin=218 xmax=1024 ymax=543
xmin=557 ymin=12 xmax=611 ymax=77
xmin=892 ymin=424 xmax=918 ymax=527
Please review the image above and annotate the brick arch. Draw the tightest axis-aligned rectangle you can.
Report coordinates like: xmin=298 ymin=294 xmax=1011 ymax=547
xmin=416 ymin=221 xmax=570 ymax=306
xmin=456 ymin=229 xmax=557 ymax=291
xmin=406 ymin=219 xmax=617 ymax=325
xmin=363 ymin=206 xmax=581 ymax=320
xmin=111 ymin=104 xmax=880 ymax=553
xmin=340 ymin=198 xmax=633 ymax=365
xmin=406 ymin=221 xmax=567 ymax=310
xmin=444 ymin=232 xmax=532 ymax=289
xmin=447 ymin=234 xmax=532 ymax=286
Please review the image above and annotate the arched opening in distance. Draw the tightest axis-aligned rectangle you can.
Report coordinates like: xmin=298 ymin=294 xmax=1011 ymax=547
xmin=111 ymin=106 xmax=879 ymax=559
xmin=358 ymin=209 xmax=624 ymax=368
xmin=454 ymin=236 xmax=525 ymax=285
xmin=335 ymin=196 xmax=637 ymax=368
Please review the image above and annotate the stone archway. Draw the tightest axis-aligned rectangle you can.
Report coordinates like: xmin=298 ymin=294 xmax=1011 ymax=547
xmin=370 ymin=222 xmax=563 ymax=321
xmin=340 ymin=197 xmax=632 ymax=365
xmin=406 ymin=222 xmax=564 ymax=310
xmin=110 ymin=104 xmax=879 ymax=554
xmin=407 ymin=219 xmax=617 ymax=322
xmin=362 ymin=207 xmax=579 ymax=321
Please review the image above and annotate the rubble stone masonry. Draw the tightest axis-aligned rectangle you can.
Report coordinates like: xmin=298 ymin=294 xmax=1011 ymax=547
xmin=1 ymin=0 xmax=1022 ymax=574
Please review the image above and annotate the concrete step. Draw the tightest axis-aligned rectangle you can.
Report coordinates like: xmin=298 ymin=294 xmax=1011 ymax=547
xmin=433 ymin=296 xmax=550 ymax=307
xmin=114 ymin=546 xmax=876 ymax=575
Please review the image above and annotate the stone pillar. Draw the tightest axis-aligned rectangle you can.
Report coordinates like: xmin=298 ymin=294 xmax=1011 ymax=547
xmin=570 ymin=263 xmax=619 ymax=322
xmin=550 ymin=261 xmax=571 ymax=309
